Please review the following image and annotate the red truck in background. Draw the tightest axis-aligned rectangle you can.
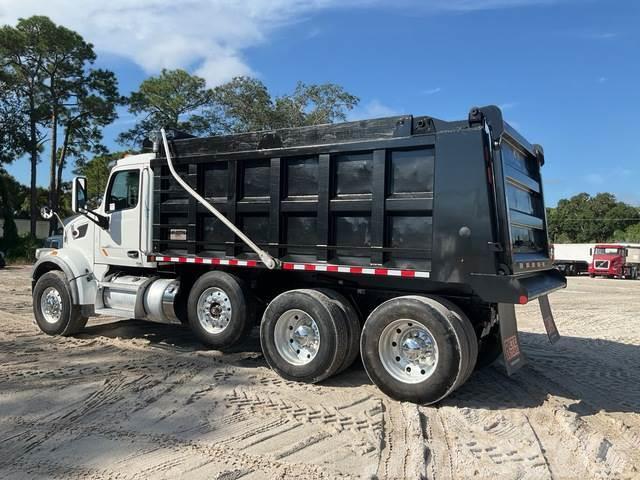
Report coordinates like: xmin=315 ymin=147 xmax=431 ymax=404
xmin=589 ymin=243 xmax=640 ymax=279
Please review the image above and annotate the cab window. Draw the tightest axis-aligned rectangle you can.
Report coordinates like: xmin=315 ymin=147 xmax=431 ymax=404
xmin=106 ymin=170 xmax=140 ymax=212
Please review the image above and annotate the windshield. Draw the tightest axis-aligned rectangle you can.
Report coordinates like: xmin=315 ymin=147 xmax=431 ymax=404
xmin=594 ymin=247 xmax=622 ymax=255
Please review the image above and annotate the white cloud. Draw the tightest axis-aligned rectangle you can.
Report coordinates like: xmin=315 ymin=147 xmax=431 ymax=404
xmin=597 ymin=76 xmax=607 ymax=84
xmin=422 ymin=87 xmax=442 ymax=95
xmin=0 ymin=0 xmax=564 ymax=86
xmin=499 ymin=102 xmax=518 ymax=111
xmin=195 ymin=53 xmax=255 ymax=87
xmin=348 ymin=99 xmax=401 ymax=120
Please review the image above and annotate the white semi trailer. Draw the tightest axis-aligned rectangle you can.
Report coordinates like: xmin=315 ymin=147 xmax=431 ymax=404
xmin=552 ymin=243 xmax=595 ymax=276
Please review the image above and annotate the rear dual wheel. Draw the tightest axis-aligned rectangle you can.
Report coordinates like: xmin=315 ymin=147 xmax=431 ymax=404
xmin=260 ymin=289 xmax=360 ymax=384
xmin=360 ymin=295 xmax=478 ymax=405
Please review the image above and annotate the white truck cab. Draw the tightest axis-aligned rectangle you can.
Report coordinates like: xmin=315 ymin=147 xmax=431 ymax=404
xmin=32 ymin=153 xmax=180 ymax=333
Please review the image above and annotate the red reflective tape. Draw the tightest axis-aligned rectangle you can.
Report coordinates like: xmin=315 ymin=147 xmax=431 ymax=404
xmin=150 ymin=255 xmax=428 ymax=278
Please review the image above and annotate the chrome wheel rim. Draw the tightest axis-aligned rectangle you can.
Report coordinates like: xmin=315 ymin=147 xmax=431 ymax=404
xmin=40 ymin=287 xmax=63 ymax=324
xmin=378 ymin=319 xmax=439 ymax=384
xmin=197 ymin=287 xmax=232 ymax=334
xmin=274 ymin=309 xmax=320 ymax=366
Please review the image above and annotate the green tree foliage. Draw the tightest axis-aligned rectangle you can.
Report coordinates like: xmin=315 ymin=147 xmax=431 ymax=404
xmin=117 ymin=69 xmax=217 ymax=146
xmin=0 ymin=170 xmax=20 ymax=252
xmin=0 ymin=212 xmax=18 ymax=251
xmin=0 ymin=169 xmax=26 ymax=216
xmin=0 ymin=16 xmax=52 ymax=236
xmin=547 ymin=193 xmax=640 ymax=243
xmin=118 ymin=72 xmax=359 ymax=147
xmin=0 ymin=16 xmax=119 ymax=235
xmin=0 ymin=73 xmax=28 ymax=164
xmin=612 ymin=223 xmax=640 ymax=243
xmin=55 ymin=68 xmax=120 ymax=213
xmin=214 ymin=77 xmax=360 ymax=132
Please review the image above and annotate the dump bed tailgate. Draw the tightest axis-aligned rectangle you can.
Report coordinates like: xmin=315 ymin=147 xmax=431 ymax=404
xmin=499 ymin=125 xmax=553 ymax=275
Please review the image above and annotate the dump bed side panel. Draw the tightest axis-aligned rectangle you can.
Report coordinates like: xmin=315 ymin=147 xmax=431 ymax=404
xmin=152 ymin=129 xmax=439 ymax=273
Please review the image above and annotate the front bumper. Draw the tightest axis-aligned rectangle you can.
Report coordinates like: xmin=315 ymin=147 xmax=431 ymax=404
xmin=469 ymin=268 xmax=567 ymax=304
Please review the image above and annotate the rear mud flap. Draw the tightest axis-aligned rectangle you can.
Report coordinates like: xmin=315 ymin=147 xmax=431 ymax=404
xmin=498 ymin=303 xmax=526 ymax=375
xmin=539 ymin=294 xmax=560 ymax=343
xmin=499 ymin=295 xmax=560 ymax=375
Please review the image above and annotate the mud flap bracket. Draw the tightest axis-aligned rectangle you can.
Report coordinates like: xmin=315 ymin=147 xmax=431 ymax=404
xmin=538 ymin=294 xmax=560 ymax=344
xmin=498 ymin=303 xmax=527 ymax=375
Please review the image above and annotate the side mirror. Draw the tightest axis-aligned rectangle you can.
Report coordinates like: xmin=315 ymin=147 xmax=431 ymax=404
xmin=589 ymin=248 xmax=593 ymax=256
xmin=40 ymin=206 xmax=54 ymax=220
xmin=72 ymin=176 xmax=87 ymax=213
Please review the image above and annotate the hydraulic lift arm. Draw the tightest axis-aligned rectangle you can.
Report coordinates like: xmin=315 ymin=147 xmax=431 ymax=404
xmin=160 ymin=128 xmax=278 ymax=270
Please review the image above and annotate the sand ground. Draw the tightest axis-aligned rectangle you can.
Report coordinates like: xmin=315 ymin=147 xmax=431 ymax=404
xmin=0 ymin=266 xmax=639 ymax=479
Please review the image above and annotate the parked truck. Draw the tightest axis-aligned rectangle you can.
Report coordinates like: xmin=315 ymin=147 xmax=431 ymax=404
xmin=589 ymin=243 xmax=640 ymax=279
xmin=32 ymin=106 xmax=565 ymax=404
xmin=552 ymin=243 xmax=594 ymax=276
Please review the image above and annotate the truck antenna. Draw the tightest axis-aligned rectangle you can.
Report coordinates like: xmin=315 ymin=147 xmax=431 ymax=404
xmin=160 ymin=128 xmax=278 ymax=270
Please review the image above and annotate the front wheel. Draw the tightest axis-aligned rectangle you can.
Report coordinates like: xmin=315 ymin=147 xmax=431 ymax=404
xmin=33 ymin=271 xmax=88 ymax=336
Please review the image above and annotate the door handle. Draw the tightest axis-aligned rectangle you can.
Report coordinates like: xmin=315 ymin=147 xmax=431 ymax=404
xmin=127 ymin=251 xmax=139 ymax=259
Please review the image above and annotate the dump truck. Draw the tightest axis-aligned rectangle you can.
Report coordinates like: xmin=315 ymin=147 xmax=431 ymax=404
xmin=31 ymin=106 xmax=565 ymax=404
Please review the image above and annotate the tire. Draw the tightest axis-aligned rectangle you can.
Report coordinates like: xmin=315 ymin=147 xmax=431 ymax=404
xmin=260 ymin=289 xmax=349 ymax=384
xmin=475 ymin=323 xmax=502 ymax=370
xmin=187 ymin=271 xmax=254 ymax=349
xmin=431 ymin=297 xmax=478 ymax=383
xmin=33 ymin=271 xmax=88 ymax=336
xmin=360 ymin=295 xmax=470 ymax=405
xmin=316 ymin=289 xmax=361 ymax=373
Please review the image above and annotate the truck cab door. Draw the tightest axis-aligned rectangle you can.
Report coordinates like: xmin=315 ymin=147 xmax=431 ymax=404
xmin=95 ymin=168 xmax=143 ymax=267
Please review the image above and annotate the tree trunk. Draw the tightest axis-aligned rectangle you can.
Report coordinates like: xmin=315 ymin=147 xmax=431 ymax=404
xmin=29 ymin=101 xmax=38 ymax=239
xmin=56 ymin=124 xmax=71 ymax=213
xmin=48 ymin=107 xmax=58 ymax=235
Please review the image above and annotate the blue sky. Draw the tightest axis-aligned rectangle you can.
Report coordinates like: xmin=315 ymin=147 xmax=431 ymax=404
xmin=2 ymin=0 xmax=639 ymax=206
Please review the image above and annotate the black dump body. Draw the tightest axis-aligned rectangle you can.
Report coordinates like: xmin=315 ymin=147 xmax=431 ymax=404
xmin=152 ymin=105 xmax=565 ymax=305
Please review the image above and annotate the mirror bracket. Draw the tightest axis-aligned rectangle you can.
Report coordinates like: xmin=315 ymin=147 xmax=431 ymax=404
xmin=79 ymin=207 xmax=109 ymax=230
